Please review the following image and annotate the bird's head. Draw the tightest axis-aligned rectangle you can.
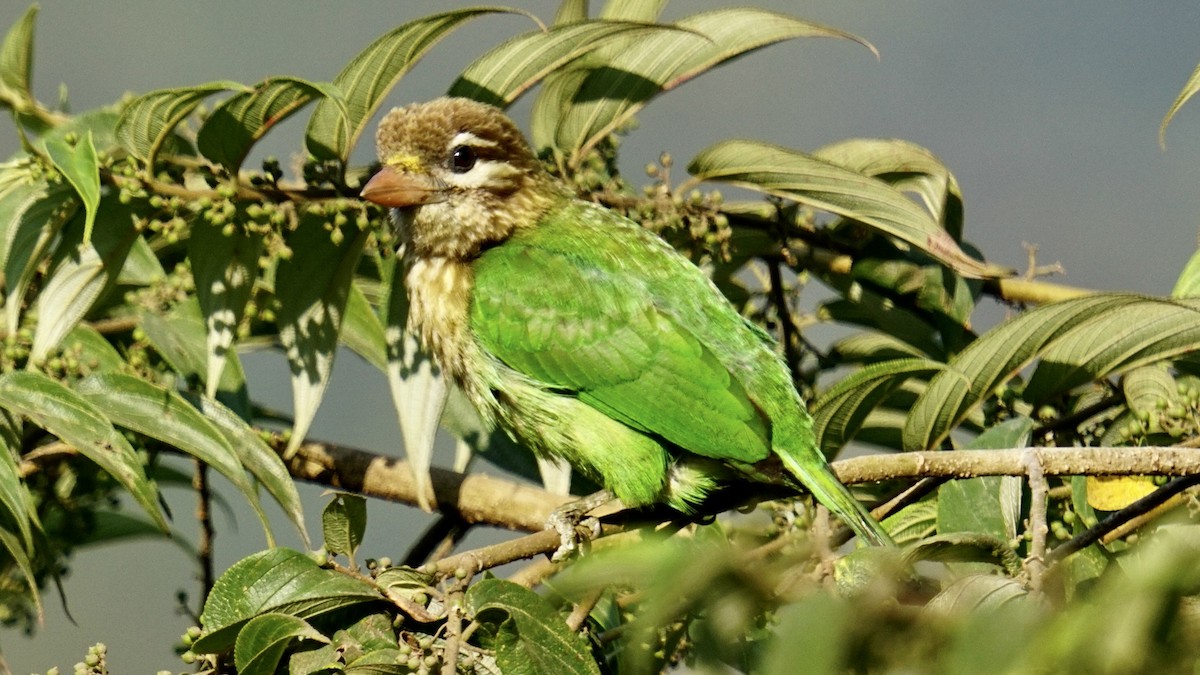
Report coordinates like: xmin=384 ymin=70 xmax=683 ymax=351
xmin=361 ymin=97 xmax=565 ymax=260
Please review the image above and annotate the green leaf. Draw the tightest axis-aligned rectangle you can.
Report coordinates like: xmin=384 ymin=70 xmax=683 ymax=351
xmin=0 ymin=526 xmax=40 ymax=624
xmin=185 ymin=393 xmax=309 ymax=547
xmin=0 ymin=425 xmax=33 ymax=553
xmin=1171 ymin=247 xmax=1200 ymax=298
xmin=759 ymin=593 xmax=853 ymax=675
xmin=448 ymin=20 xmax=688 ymax=107
xmin=553 ymin=0 xmax=587 ymax=25
xmin=937 ymin=418 xmax=1031 ymax=543
xmin=321 ymin=492 xmax=366 ymax=563
xmin=384 ymin=279 xmax=445 ymax=511
xmin=465 ymin=578 xmax=601 ymax=675
xmin=687 ymin=139 xmax=1005 ymax=279
xmin=1160 ymin=60 xmax=1200 ymax=148
xmin=195 ymin=548 xmax=380 ymax=655
xmin=1023 ymin=296 xmax=1200 ymax=404
xmin=274 ymin=217 xmax=369 ymax=457
xmin=0 ymin=370 xmax=166 ymax=530
xmin=550 ymin=8 xmax=875 ymax=166
xmin=340 ymin=280 xmax=387 ymax=371
xmin=62 ymin=324 xmax=124 ymax=373
xmin=924 ymin=574 xmax=1030 ymax=614
xmin=42 ymin=131 xmax=100 ymax=241
xmin=814 ymin=138 xmax=964 ymax=240
xmin=599 ymin=0 xmax=667 ymax=21
xmin=235 ymin=613 xmax=327 ymax=675
xmin=304 ymin=8 xmax=517 ymax=164
xmin=812 ymin=358 xmax=943 ymax=456
xmin=903 ymin=294 xmax=1140 ymax=450
xmin=75 ymin=372 xmax=275 ymax=546
xmin=188 ymin=216 xmax=262 ymax=399
xmin=30 ymin=196 xmax=137 ymax=361
xmin=3 ymin=181 xmax=76 ymax=333
xmin=0 ymin=5 xmax=36 ymax=111
xmin=115 ymin=80 xmax=244 ymax=169
xmin=116 ymin=234 xmax=165 ymax=286
xmin=139 ymin=297 xmax=250 ymax=413
xmin=197 ymin=76 xmax=346 ymax=174
xmin=1121 ymin=364 xmax=1178 ymax=415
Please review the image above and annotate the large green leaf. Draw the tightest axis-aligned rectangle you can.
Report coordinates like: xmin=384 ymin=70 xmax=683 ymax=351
xmin=448 ymin=20 xmax=688 ymax=107
xmin=814 ymin=138 xmax=964 ymax=240
xmin=185 ymin=393 xmax=309 ymax=547
xmin=42 ymin=131 xmax=100 ymax=241
xmin=139 ymin=297 xmax=250 ymax=414
xmin=936 ymin=417 xmax=1031 ymax=543
xmin=687 ymin=140 xmax=1004 ymax=279
xmin=340 ymin=280 xmax=387 ymax=371
xmin=273 ymin=217 xmax=369 ymax=457
xmin=75 ymin=372 xmax=275 ymax=546
xmin=197 ymin=76 xmax=346 ymax=174
xmin=547 ymin=8 xmax=875 ymax=166
xmin=234 ymin=613 xmax=327 ymax=675
xmin=0 ymin=5 xmax=36 ymax=111
xmin=30 ymin=196 xmax=137 ymax=361
xmin=3 ymin=181 xmax=76 ymax=333
xmin=813 ymin=358 xmax=944 ymax=456
xmin=465 ymin=578 xmax=601 ymax=675
xmin=304 ymin=7 xmax=517 ymax=164
xmin=187 ymin=216 xmax=262 ymax=398
xmin=903 ymin=294 xmax=1139 ymax=450
xmin=115 ymin=81 xmax=244 ymax=169
xmin=0 ymin=370 xmax=166 ymax=530
xmin=0 ymin=423 xmax=33 ymax=553
xmin=194 ymin=548 xmax=380 ymax=655
xmin=1022 ymin=297 xmax=1200 ymax=404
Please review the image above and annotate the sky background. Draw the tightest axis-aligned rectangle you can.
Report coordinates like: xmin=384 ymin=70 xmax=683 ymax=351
xmin=3 ymin=1 xmax=1200 ymax=671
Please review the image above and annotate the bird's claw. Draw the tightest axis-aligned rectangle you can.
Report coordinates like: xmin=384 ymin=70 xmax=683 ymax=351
xmin=547 ymin=507 xmax=602 ymax=562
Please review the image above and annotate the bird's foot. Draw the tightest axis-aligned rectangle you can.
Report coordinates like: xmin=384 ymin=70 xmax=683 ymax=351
xmin=546 ymin=490 xmax=612 ymax=562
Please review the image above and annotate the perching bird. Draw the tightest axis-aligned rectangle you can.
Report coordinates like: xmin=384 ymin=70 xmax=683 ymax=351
xmin=361 ymin=97 xmax=893 ymax=549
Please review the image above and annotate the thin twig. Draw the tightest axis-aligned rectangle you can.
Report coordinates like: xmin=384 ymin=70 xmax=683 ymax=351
xmin=193 ymin=459 xmax=216 ymax=604
xmin=1023 ymin=449 xmax=1049 ymax=592
xmin=565 ymin=587 xmax=606 ymax=633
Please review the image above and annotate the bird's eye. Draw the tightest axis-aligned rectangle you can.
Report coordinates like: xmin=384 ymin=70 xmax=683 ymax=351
xmin=449 ymin=145 xmax=477 ymax=173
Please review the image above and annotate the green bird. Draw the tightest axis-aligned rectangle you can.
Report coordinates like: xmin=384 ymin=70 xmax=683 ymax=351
xmin=361 ymin=97 xmax=892 ymax=549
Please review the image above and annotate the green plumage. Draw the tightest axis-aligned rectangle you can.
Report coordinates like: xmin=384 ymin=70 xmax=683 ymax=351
xmin=364 ymin=97 xmax=892 ymax=547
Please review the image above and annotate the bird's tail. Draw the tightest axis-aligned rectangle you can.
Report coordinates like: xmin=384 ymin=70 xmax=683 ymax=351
xmin=778 ymin=451 xmax=894 ymax=547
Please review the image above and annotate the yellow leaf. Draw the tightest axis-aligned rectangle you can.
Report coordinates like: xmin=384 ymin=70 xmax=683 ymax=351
xmin=1086 ymin=475 xmax=1157 ymax=511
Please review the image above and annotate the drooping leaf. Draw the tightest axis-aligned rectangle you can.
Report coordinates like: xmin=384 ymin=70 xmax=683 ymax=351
xmin=553 ymin=9 xmax=876 ymax=166
xmin=465 ymin=578 xmax=601 ymax=675
xmin=0 ymin=526 xmax=40 ymax=624
xmin=304 ymin=8 xmax=520 ymax=164
xmin=813 ymin=357 xmax=944 ymax=456
xmin=384 ymin=279 xmax=445 ymax=511
xmin=197 ymin=77 xmax=347 ymax=174
xmin=449 ymin=20 xmax=690 ymax=107
xmin=115 ymin=81 xmax=244 ymax=169
xmin=340 ymin=280 xmax=387 ymax=371
xmin=42 ymin=130 xmax=100 ymax=241
xmin=1022 ymin=297 xmax=1200 ymax=404
xmin=195 ymin=548 xmax=380 ymax=655
xmin=0 ymin=370 xmax=166 ymax=530
xmin=188 ymin=216 xmax=262 ymax=398
xmin=821 ymin=287 xmax=945 ymax=359
xmin=75 ymin=372 xmax=275 ymax=546
xmin=1171 ymin=247 xmax=1200 ymax=298
xmin=274 ymin=217 xmax=369 ymax=457
xmin=235 ymin=613 xmax=328 ymax=675
xmin=814 ymin=138 xmax=964 ymax=240
xmin=687 ymin=140 xmax=1005 ymax=279
xmin=0 ymin=424 xmax=33 ymax=552
xmin=903 ymin=294 xmax=1141 ymax=451
xmin=3 ymin=181 xmax=76 ymax=333
xmin=0 ymin=5 xmax=36 ymax=111
xmin=1160 ymin=60 xmax=1200 ymax=148
xmin=139 ymin=297 xmax=250 ymax=414
xmin=30 ymin=196 xmax=137 ymax=361
xmin=322 ymin=492 xmax=366 ymax=564
xmin=185 ymin=393 xmax=309 ymax=547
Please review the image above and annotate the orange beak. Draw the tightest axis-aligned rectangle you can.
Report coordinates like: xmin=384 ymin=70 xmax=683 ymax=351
xmin=360 ymin=166 xmax=445 ymax=208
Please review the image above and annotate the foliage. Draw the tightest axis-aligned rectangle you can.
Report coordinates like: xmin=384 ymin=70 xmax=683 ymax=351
xmin=2 ymin=1 xmax=1200 ymax=672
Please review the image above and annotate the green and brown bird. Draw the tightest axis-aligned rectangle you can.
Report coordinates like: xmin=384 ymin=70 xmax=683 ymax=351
xmin=361 ymin=97 xmax=892 ymax=549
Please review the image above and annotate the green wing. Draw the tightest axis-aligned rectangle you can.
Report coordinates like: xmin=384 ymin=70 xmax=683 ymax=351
xmin=471 ymin=201 xmax=771 ymax=464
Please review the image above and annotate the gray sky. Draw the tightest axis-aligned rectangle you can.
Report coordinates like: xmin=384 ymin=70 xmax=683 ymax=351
xmin=4 ymin=1 xmax=1200 ymax=670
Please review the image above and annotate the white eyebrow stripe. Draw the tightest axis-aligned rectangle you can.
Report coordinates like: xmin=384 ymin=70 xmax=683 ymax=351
xmin=448 ymin=131 xmax=498 ymax=150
